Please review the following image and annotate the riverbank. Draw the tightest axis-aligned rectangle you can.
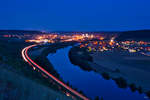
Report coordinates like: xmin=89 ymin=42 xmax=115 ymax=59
xmin=69 ymin=47 xmax=93 ymax=71
xmin=30 ymin=42 xmax=76 ymax=80
xmin=69 ymin=46 xmax=150 ymax=98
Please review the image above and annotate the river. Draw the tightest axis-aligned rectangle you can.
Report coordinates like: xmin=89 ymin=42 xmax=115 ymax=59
xmin=47 ymin=46 xmax=147 ymax=100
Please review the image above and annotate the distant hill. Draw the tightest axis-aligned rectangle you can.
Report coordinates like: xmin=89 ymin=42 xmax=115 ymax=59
xmin=0 ymin=30 xmax=46 ymax=35
xmin=116 ymin=30 xmax=150 ymax=41
xmin=0 ymin=30 xmax=120 ymax=35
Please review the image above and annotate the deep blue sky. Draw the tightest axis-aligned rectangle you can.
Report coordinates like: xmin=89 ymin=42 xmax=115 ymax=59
xmin=0 ymin=0 xmax=150 ymax=31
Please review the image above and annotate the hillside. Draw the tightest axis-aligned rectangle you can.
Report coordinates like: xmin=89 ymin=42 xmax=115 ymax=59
xmin=0 ymin=30 xmax=46 ymax=35
xmin=116 ymin=30 xmax=150 ymax=41
xmin=0 ymin=64 xmax=72 ymax=100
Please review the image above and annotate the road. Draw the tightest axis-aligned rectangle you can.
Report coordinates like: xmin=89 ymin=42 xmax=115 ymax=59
xmin=22 ymin=44 xmax=89 ymax=100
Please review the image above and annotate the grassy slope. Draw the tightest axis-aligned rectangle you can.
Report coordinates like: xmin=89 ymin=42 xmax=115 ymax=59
xmin=116 ymin=30 xmax=150 ymax=41
xmin=0 ymin=65 xmax=72 ymax=100
xmin=0 ymin=40 xmax=72 ymax=100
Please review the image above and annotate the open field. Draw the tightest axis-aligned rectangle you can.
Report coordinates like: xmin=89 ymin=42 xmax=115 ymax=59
xmin=91 ymin=49 xmax=150 ymax=92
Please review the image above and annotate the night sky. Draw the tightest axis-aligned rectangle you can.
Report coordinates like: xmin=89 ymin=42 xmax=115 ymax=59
xmin=0 ymin=0 xmax=150 ymax=31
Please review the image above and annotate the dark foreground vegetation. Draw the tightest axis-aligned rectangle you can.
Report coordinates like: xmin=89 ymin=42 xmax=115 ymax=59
xmin=0 ymin=38 xmax=52 ymax=85
xmin=0 ymin=39 xmax=73 ymax=100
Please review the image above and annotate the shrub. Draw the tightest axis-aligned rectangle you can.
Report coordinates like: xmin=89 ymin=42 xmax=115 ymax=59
xmin=94 ymin=96 xmax=99 ymax=100
xmin=129 ymin=83 xmax=137 ymax=92
xmin=114 ymin=77 xmax=127 ymax=88
xmin=146 ymin=91 xmax=150 ymax=98
xmin=137 ymin=86 xmax=142 ymax=94
xmin=115 ymin=68 xmax=120 ymax=73
xmin=101 ymin=72 xmax=110 ymax=80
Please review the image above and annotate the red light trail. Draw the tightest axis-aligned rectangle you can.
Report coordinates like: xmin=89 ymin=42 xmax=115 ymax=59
xmin=22 ymin=45 xmax=89 ymax=100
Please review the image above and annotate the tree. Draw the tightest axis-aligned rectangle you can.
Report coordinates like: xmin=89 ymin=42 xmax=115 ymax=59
xmin=137 ymin=86 xmax=142 ymax=94
xmin=146 ymin=91 xmax=150 ymax=98
xmin=129 ymin=83 xmax=137 ymax=92
xmin=94 ymin=96 xmax=103 ymax=100
xmin=101 ymin=72 xmax=110 ymax=80
xmin=94 ymin=96 xmax=99 ymax=100
xmin=0 ymin=56 xmax=3 ymax=61
xmin=114 ymin=77 xmax=127 ymax=88
xmin=100 ymin=97 xmax=104 ymax=100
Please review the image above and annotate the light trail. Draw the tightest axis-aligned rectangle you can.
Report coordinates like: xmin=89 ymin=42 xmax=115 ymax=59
xmin=22 ymin=44 xmax=89 ymax=100
xmin=22 ymin=47 xmax=28 ymax=62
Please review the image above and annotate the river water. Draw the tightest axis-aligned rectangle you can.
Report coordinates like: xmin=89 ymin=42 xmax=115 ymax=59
xmin=47 ymin=46 xmax=147 ymax=100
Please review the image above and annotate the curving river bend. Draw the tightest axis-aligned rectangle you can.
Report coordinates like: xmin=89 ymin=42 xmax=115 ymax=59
xmin=47 ymin=46 xmax=147 ymax=100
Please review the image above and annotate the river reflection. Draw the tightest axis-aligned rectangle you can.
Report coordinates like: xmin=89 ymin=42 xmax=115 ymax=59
xmin=47 ymin=46 xmax=147 ymax=100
